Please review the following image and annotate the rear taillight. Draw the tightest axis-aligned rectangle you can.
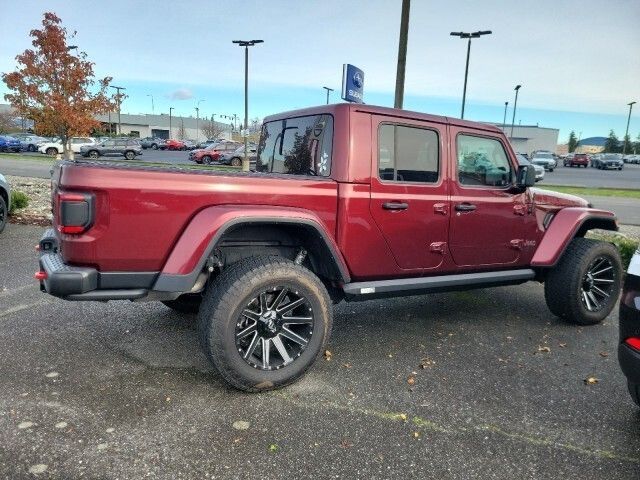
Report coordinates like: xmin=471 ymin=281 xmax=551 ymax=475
xmin=56 ymin=191 xmax=94 ymax=235
xmin=625 ymin=337 xmax=640 ymax=352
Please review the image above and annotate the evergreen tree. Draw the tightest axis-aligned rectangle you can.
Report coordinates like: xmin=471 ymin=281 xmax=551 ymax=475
xmin=604 ymin=130 xmax=619 ymax=153
xmin=568 ymin=131 xmax=578 ymax=153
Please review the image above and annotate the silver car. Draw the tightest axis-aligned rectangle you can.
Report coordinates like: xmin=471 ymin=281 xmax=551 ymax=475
xmin=516 ymin=154 xmax=544 ymax=182
xmin=0 ymin=172 xmax=11 ymax=233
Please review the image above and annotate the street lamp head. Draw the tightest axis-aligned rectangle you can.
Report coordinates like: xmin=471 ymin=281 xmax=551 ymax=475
xmin=515 ymin=84 xmax=522 ymax=91
xmin=629 ymin=101 xmax=637 ymax=106
xmin=450 ymin=32 xmax=463 ymax=37
xmin=505 ymin=101 xmax=508 ymax=106
xmin=233 ymin=39 xmax=264 ymax=47
xmin=475 ymin=30 xmax=492 ymax=35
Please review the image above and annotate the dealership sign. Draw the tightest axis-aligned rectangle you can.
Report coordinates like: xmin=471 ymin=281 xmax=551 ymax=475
xmin=341 ymin=64 xmax=364 ymax=104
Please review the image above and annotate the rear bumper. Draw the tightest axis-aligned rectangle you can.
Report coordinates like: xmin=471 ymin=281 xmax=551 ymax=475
xmin=619 ymin=264 xmax=640 ymax=385
xmin=37 ymin=229 xmax=153 ymax=301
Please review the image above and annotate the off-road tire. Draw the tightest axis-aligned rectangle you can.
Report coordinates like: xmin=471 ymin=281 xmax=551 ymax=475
xmin=162 ymin=293 xmax=202 ymax=314
xmin=0 ymin=195 xmax=7 ymax=233
xmin=544 ymin=238 xmax=622 ymax=325
xmin=198 ymin=256 xmax=332 ymax=392
xmin=628 ymin=382 xmax=640 ymax=407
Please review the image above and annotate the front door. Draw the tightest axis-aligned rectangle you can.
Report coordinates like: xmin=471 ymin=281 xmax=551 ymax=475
xmin=369 ymin=117 xmax=449 ymax=273
xmin=448 ymin=127 xmax=528 ymax=268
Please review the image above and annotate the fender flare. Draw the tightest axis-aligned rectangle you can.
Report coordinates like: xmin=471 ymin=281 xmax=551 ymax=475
xmin=531 ymin=208 xmax=618 ymax=267
xmin=153 ymin=205 xmax=350 ymax=293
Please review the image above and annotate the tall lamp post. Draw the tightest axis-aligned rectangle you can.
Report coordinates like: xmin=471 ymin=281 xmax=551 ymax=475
xmin=147 ymin=94 xmax=154 ymax=114
xmin=510 ymin=84 xmax=522 ymax=139
xmin=322 ymin=86 xmax=334 ymax=105
xmin=232 ymin=39 xmax=263 ymax=171
xmin=450 ymin=30 xmax=492 ymax=119
xmin=196 ymin=99 xmax=205 ymax=142
xmin=394 ymin=0 xmax=411 ymax=109
xmin=623 ymin=101 xmax=636 ymax=155
xmin=502 ymin=101 xmax=509 ymax=130
xmin=110 ymin=85 xmax=126 ymax=135
xmin=169 ymin=107 xmax=174 ymax=139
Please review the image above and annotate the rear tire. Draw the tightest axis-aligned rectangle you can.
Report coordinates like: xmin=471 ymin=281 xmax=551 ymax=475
xmin=544 ymin=238 xmax=622 ymax=325
xmin=46 ymin=147 xmax=58 ymax=156
xmin=202 ymin=155 xmax=212 ymax=165
xmin=198 ymin=256 xmax=332 ymax=392
xmin=124 ymin=150 xmax=135 ymax=160
xmin=88 ymin=150 xmax=99 ymax=159
xmin=162 ymin=294 xmax=202 ymax=314
xmin=28 ymin=144 xmax=36 ymax=152
xmin=629 ymin=382 xmax=640 ymax=407
xmin=231 ymin=157 xmax=242 ymax=167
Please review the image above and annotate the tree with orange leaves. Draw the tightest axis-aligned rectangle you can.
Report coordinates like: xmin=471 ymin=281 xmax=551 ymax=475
xmin=2 ymin=12 xmax=118 ymax=159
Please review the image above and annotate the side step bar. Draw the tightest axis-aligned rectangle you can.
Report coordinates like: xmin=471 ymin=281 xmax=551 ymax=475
xmin=343 ymin=269 xmax=535 ymax=299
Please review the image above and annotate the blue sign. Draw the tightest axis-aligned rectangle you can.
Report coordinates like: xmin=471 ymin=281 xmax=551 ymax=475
xmin=341 ymin=64 xmax=364 ymax=104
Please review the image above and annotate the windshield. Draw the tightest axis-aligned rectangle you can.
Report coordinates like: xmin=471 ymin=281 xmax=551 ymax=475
xmin=205 ymin=143 xmax=221 ymax=150
xmin=256 ymin=114 xmax=333 ymax=176
xmin=603 ymin=154 xmax=618 ymax=160
xmin=534 ymin=153 xmax=553 ymax=158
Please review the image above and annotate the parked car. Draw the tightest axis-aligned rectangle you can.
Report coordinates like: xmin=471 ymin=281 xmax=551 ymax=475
xmin=189 ymin=141 xmax=241 ymax=164
xmin=592 ymin=153 xmax=624 ymax=170
xmin=516 ymin=154 xmax=544 ymax=182
xmin=564 ymin=153 xmax=589 ymax=167
xmin=0 ymin=172 xmax=10 ymax=233
xmin=219 ymin=145 xmax=258 ymax=167
xmin=140 ymin=137 xmax=166 ymax=150
xmin=530 ymin=152 xmax=556 ymax=171
xmin=18 ymin=135 xmax=47 ymax=152
xmin=80 ymin=138 xmax=143 ymax=160
xmin=619 ymin=247 xmax=640 ymax=407
xmin=183 ymin=140 xmax=198 ymax=151
xmin=36 ymin=103 xmax=622 ymax=392
xmin=196 ymin=139 xmax=218 ymax=149
xmin=164 ymin=139 xmax=186 ymax=151
xmin=0 ymin=135 xmax=22 ymax=152
xmin=38 ymin=137 xmax=96 ymax=156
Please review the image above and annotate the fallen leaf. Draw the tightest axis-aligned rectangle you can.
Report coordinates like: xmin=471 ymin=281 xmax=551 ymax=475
xmin=407 ymin=376 xmax=416 ymax=386
xmin=399 ymin=414 xmax=408 ymax=421
xmin=342 ymin=363 xmax=352 ymax=369
xmin=413 ymin=431 xmax=420 ymax=438
xmin=340 ymin=439 xmax=352 ymax=448
xmin=584 ymin=377 xmax=599 ymax=385
xmin=559 ymin=343 xmax=567 ymax=348
xmin=268 ymin=444 xmax=279 ymax=453
xmin=599 ymin=352 xmax=609 ymax=358
xmin=323 ymin=350 xmax=332 ymax=361
xmin=419 ymin=357 xmax=435 ymax=369
xmin=537 ymin=346 xmax=551 ymax=353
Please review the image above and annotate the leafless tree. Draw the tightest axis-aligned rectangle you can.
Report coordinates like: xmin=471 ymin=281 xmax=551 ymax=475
xmin=201 ymin=120 xmax=225 ymax=140
xmin=0 ymin=110 xmax=19 ymax=134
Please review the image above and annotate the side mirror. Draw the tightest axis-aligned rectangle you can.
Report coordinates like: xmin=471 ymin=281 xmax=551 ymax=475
xmin=516 ymin=165 xmax=536 ymax=188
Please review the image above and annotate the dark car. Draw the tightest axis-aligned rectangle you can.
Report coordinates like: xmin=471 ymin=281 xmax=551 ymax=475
xmin=218 ymin=144 xmax=258 ymax=167
xmin=80 ymin=138 xmax=143 ymax=160
xmin=619 ymin=248 xmax=640 ymax=407
xmin=593 ymin=153 xmax=623 ymax=170
xmin=564 ymin=153 xmax=589 ymax=167
xmin=0 ymin=171 xmax=10 ymax=233
xmin=140 ymin=137 xmax=166 ymax=150
xmin=0 ymin=135 xmax=21 ymax=152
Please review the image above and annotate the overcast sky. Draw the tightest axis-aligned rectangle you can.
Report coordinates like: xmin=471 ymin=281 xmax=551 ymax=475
xmin=1 ymin=0 xmax=639 ymax=140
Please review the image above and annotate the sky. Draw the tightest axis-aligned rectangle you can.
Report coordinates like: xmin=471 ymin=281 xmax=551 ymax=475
xmin=1 ymin=0 xmax=639 ymax=142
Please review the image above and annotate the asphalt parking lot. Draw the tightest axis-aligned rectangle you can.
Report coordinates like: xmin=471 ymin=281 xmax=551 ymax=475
xmin=1 ymin=224 xmax=639 ymax=479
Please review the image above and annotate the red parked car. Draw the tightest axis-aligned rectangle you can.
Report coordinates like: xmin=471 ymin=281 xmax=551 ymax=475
xmin=164 ymin=139 xmax=186 ymax=151
xmin=37 ymin=103 xmax=622 ymax=392
xmin=564 ymin=153 xmax=589 ymax=167
xmin=189 ymin=141 xmax=241 ymax=164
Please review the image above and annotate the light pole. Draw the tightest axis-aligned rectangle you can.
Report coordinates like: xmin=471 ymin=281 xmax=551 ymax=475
xmin=110 ymin=85 xmax=126 ymax=135
xmin=233 ymin=39 xmax=263 ymax=171
xmin=623 ymin=101 xmax=636 ymax=155
xmin=196 ymin=99 xmax=205 ymax=142
xmin=450 ymin=30 xmax=492 ymax=119
xmin=147 ymin=94 xmax=154 ymax=114
xmin=169 ymin=107 xmax=174 ymax=139
xmin=322 ymin=86 xmax=334 ymax=105
xmin=502 ymin=101 xmax=508 ymax=130
xmin=394 ymin=0 xmax=411 ymax=109
xmin=510 ymin=85 xmax=522 ymax=139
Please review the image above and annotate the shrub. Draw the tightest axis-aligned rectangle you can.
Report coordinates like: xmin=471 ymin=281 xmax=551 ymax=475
xmin=9 ymin=190 xmax=29 ymax=214
xmin=586 ymin=232 xmax=639 ymax=271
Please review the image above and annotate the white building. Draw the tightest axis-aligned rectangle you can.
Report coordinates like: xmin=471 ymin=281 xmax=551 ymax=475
xmin=487 ymin=123 xmax=559 ymax=155
xmin=93 ymin=112 xmax=232 ymax=141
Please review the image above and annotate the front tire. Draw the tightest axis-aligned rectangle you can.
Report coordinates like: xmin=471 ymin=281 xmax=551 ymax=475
xmin=202 ymin=155 xmax=212 ymax=165
xmin=544 ymin=238 xmax=622 ymax=325
xmin=231 ymin=157 xmax=242 ymax=167
xmin=124 ymin=150 xmax=135 ymax=160
xmin=198 ymin=256 xmax=332 ymax=392
xmin=46 ymin=147 xmax=58 ymax=156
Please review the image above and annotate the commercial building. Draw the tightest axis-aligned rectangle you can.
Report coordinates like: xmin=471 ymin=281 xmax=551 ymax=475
xmin=93 ymin=112 xmax=232 ymax=141
xmin=486 ymin=123 xmax=560 ymax=155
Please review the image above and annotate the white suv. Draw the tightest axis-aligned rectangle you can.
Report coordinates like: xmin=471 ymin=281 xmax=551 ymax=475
xmin=38 ymin=137 xmax=96 ymax=156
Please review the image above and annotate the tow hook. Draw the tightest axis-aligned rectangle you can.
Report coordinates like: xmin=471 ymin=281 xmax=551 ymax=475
xmin=294 ymin=248 xmax=307 ymax=265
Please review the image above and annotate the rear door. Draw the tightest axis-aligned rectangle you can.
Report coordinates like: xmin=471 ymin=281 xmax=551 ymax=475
xmin=369 ymin=116 xmax=449 ymax=272
xmin=448 ymin=127 xmax=529 ymax=268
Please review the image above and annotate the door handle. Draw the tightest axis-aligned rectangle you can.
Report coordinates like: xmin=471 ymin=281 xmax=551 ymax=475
xmin=382 ymin=202 xmax=409 ymax=211
xmin=455 ymin=203 xmax=477 ymax=212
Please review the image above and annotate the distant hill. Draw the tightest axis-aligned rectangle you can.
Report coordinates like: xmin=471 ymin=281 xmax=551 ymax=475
xmin=578 ymin=136 xmax=607 ymax=146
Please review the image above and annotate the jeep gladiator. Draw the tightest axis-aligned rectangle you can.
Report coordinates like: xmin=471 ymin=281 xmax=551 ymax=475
xmin=37 ymin=103 xmax=622 ymax=391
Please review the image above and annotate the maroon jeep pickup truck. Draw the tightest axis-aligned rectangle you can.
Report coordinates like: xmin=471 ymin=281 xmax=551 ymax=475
xmin=37 ymin=103 xmax=622 ymax=392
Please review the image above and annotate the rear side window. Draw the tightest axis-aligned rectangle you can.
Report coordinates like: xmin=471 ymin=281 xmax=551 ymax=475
xmin=378 ymin=124 xmax=439 ymax=183
xmin=257 ymin=114 xmax=333 ymax=176
xmin=456 ymin=134 xmax=513 ymax=187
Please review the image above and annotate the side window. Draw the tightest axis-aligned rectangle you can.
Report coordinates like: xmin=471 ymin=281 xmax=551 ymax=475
xmin=378 ymin=124 xmax=439 ymax=183
xmin=456 ymin=135 xmax=513 ymax=187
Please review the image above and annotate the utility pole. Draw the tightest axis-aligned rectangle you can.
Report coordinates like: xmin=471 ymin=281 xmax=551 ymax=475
xmin=322 ymin=86 xmax=334 ymax=105
xmin=502 ymin=101 xmax=508 ymax=130
xmin=195 ymin=99 xmax=205 ymax=142
xmin=233 ymin=39 xmax=264 ymax=171
xmin=510 ymin=85 xmax=522 ymax=139
xmin=147 ymin=94 xmax=154 ymax=114
xmin=169 ymin=107 xmax=174 ymax=139
xmin=394 ymin=0 xmax=410 ymax=109
xmin=110 ymin=85 xmax=126 ymax=135
xmin=450 ymin=30 xmax=492 ymax=119
xmin=623 ymin=101 xmax=636 ymax=155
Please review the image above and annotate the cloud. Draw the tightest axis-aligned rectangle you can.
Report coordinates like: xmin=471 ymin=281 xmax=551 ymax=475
xmin=167 ymin=88 xmax=193 ymax=100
